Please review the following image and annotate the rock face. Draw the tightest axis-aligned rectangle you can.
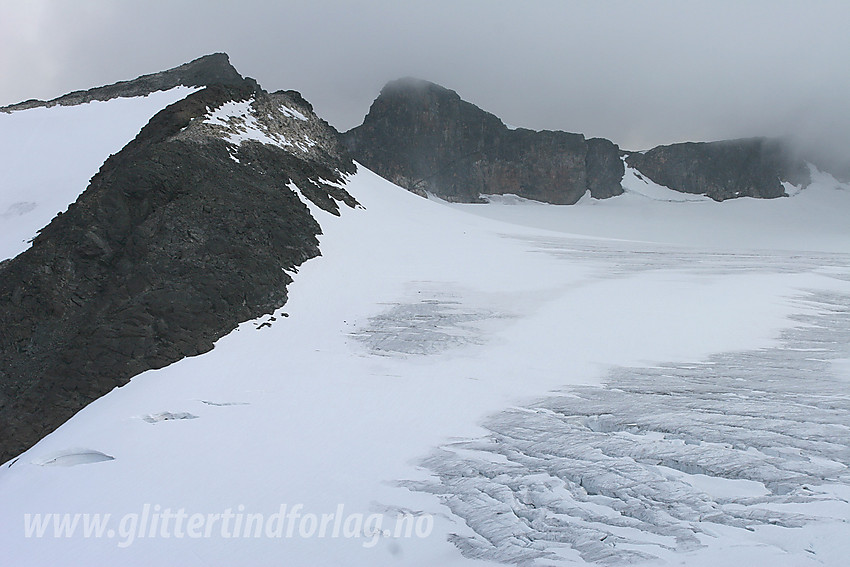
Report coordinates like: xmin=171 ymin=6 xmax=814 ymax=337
xmin=625 ymin=139 xmax=810 ymax=201
xmin=0 ymin=69 xmax=357 ymax=462
xmin=585 ymin=138 xmax=625 ymax=200
xmin=1 ymin=53 xmax=244 ymax=112
xmin=343 ymin=78 xmax=624 ymax=204
xmin=344 ymin=78 xmax=819 ymax=203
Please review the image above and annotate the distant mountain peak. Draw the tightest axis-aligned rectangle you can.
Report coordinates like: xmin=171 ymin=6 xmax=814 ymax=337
xmin=344 ymin=77 xmax=623 ymax=204
xmin=381 ymin=76 xmax=458 ymax=96
xmin=345 ymin=77 xmax=816 ymax=203
xmin=1 ymin=52 xmax=245 ymax=113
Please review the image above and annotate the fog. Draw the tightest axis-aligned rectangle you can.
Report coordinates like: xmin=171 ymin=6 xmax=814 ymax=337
xmin=2 ymin=0 xmax=847 ymax=171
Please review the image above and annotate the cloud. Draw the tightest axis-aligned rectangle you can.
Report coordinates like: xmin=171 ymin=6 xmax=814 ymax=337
xmin=2 ymin=0 xmax=847 ymax=171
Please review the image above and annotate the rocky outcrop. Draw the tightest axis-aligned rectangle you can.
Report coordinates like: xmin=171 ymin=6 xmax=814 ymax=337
xmin=344 ymin=78 xmax=820 ymax=203
xmin=586 ymin=138 xmax=626 ymax=199
xmin=0 ymin=74 xmax=357 ymax=462
xmin=1 ymin=53 xmax=244 ymax=112
xmin=343 ymin=78 xmax=623 ymax=204
xmin=625 ymin=138 xmax=810 ymax=201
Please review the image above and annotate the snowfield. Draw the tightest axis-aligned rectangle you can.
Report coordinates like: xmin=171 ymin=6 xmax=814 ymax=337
xmin=1 ymin=153 xmax=849 ymax=566
xmin=465 ymin=163 xmax=850 ymax=253
xmin=0 ymin=87 xmax=197 ymax=261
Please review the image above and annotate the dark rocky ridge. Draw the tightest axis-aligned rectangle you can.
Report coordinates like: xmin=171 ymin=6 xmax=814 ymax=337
xmin=343 ymin=78 xmax=623 ymax=205
xmin=1 ymin=53 xmax=244 ymax=113
xmin=344 ymin=78 xmax=813 ymax=203
xmin=0 ymin=73 xmax=357 ymax=462
xmin=625 ymin=139 xmax=811 ymax=201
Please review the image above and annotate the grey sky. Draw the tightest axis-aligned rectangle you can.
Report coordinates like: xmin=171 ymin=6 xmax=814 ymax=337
xmin=2 ymin=0 xmax=848 ymax=168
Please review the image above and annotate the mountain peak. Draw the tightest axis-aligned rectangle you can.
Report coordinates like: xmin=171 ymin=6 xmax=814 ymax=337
xmin=346 ymin=77 xmax=818 ymax=203
xmin=1 ymin=52 xmax=245 ymax=112
xmin=159 ymin=52 xmax=244 ymax=88
xmin=344 ymin=77 xmax=623 ymax=204
xmin=380 ymin=77 xmax=458 ymax=97
xmin=0 ymin=57 xmax=357 ymax=462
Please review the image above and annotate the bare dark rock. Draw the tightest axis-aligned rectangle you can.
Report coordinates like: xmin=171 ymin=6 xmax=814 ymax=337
xmin=344 ymin=78 xmax=822 ymax=204
xmin=585 ymin=138 xmax=625 ymax=200
xmin=0 ymin=75 xmax=356 ymax=463
xmin=343 ymin=78 xmax=624 ymax=204
xmin=626 ymin=138 xmax=810 ymax=201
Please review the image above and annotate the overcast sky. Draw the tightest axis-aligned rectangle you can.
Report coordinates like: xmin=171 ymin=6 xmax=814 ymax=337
xmin=1 ymin=0 xmax=848 ymax=167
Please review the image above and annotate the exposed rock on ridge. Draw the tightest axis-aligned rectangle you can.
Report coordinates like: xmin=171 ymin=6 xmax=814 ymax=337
xmin=0 ymin=70 xmax=357 ymax=462
xmin=1 ymin=53 xmax=244 ymax=112
xmin=343 ymin=78 xmax=623 ymax=205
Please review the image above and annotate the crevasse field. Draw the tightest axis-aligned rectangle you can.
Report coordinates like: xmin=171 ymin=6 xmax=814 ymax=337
xmin=1 ymin=98 xmax=849 ymax=566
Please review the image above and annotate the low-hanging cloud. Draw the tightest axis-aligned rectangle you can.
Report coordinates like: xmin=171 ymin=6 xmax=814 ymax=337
xmin=2 ymin=0 xmax=847 ymax=173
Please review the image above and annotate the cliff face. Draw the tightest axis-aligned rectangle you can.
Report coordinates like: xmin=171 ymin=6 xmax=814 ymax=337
xmin=625 ymin=139 xmax=811 ymax=201
xmin=343 ymin=78 xmax=623 ymax=204
xmin=0 ymin=76 xmax=356 ymax=462
xmin=345 ymin=78 xmax=818 ymax=204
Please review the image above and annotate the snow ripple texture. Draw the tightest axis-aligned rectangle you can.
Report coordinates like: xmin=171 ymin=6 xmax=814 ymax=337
xmin=406 ymin=282 xmax=850 ymax=564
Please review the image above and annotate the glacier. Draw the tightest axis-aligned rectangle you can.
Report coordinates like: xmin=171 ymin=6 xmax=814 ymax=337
xmin=1 ymin=98 xmax=849 ymax=566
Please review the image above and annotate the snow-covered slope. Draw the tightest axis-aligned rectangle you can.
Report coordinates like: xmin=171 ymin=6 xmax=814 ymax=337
xmin=1 ymin=159 xmax=848 ymax=566
xmin=457 ymin=163 xmax=850 ymax=253
xmin=0 ymin=87 xmax=196 ymax=261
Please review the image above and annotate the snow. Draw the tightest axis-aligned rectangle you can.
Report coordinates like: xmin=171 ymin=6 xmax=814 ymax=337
xmin=32 ymin=450 xmax=115 ymax=467
xmin=202 ymin=98 xmax=320 ymax=154
xmin=619 ymin=157 xmax=712 ymax=202
xmin=478 ymin=193 xmax=545 ymax=205
xmin=279 ymin=104 xmax=308 ymax=121
xmin=449 ymin=163 xmax=850 ymax=253
xmin=416 ymin=295 xmax=850 ymax=563
xmin=204 ymin=99 xmax=293 ymax=148
xmin=0 ymin=87 xmax=197 ymax=261
xmin=0 ymin=160 xmax=849 ymax=566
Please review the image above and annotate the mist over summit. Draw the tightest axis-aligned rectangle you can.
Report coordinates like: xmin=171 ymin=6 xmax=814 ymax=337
xmin=343 ymin=76 xmax=825 ymax=203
